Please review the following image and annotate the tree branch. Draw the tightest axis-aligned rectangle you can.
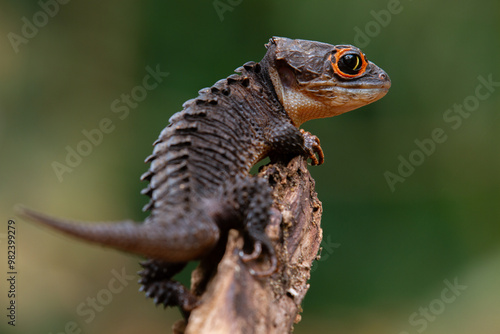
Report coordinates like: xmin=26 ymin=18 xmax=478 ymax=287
xmin=175 ymin=156 xmax=323 ymax=334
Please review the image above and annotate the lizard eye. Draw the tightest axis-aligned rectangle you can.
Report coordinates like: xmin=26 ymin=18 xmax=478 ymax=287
xmin=331 ymin=48 xmax=367 ymax=78
xmin=338 ymin=54 xmax=362 ymax=75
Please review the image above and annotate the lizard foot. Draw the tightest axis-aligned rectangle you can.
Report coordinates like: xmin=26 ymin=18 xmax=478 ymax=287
xmin=300 ymin=129 xmax=324 ymax=165
xmin=138 ymin=260 xmax=199 ymax=317
xmin=140 ymin=279 xmax=199 ymax=315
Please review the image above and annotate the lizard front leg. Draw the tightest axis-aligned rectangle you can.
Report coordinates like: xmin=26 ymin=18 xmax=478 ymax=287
xmin=267 ymin=122 xmax=325 ymax=165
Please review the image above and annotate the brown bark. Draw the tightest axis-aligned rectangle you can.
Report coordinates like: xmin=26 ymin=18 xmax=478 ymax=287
xmin=176 ymin=156 xmax=323 ymax=334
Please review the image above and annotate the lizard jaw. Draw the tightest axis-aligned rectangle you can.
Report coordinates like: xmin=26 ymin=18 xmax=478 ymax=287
xmin=278 ymin=84 xmax=390 ymax=126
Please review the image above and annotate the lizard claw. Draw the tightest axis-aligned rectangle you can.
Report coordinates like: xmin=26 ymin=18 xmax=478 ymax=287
xmin=239 ymin=241 xmax=262 ymax=262
xmin=248 ymin=255 xmax=277 ymax=277
xmin=239 ymin=241 xmax=277 ymax=277
xmin=300 ymin=129 xmax=324 ymax=165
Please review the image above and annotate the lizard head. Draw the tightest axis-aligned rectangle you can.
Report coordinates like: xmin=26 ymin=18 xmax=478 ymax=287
xmin=265 ymin=37 xmax=391 ymax=126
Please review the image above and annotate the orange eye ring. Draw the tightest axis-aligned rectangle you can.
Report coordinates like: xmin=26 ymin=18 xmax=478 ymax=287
xmin=330 ymin=48 xmax=368 ymax=79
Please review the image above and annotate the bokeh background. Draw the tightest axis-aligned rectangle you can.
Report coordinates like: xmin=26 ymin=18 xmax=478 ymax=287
xmin=1 ymin=1 xmax=499 ymax=333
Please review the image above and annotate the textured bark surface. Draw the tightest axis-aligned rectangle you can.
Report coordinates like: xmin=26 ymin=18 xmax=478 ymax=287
xmin=176 ymin=156 xmax=323 ymax=334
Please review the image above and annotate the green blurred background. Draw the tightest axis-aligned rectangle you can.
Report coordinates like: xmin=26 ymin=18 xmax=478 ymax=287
xmin=1 ymin=0 xmax=499 ymax=333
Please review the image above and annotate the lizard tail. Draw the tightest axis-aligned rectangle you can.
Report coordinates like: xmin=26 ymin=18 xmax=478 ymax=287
xmin=17 ymin=206 xmax=216 ymax=262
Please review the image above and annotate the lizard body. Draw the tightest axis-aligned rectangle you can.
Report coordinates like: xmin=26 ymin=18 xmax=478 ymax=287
xmin=20 ymin=37 xmax=390 ymax=312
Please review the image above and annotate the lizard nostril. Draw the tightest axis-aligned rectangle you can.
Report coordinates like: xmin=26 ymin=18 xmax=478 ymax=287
xmin=379 ymin=73 xmax=387 ymax=81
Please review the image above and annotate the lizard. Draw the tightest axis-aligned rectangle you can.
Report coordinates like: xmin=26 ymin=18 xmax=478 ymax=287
xmin=19 ymin=36 xmax=390 ymax=315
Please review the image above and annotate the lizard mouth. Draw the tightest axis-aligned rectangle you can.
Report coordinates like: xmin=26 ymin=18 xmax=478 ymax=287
xmin=335 ymin=85 xmax=391 ymax=99
xmin=307 ymin=82 xmax=390 ymax=102
xmin=336 ymin=70 xmax=391 ymax=90
xmin=305 ymin=68 xmax=391 ymax=95
xmin=342 ymin=83 xmax=391 ymax=92
xmin=333 ymin=87 xmax=389 ymax=106
xmin=325 ymin=69 xmax=391 ymax=102
xmin=355 ymin=79 xmax=391 ymax=91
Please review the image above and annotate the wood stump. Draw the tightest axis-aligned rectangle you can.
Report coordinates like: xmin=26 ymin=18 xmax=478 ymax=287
xmin=176 ymin=156 xmax=323 ymax=334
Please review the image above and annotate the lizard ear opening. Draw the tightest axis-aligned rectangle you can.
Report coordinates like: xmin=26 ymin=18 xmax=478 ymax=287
xmin=267 ymin=54 xmax=300 ymax=107
xmin=276 ymin=64 xmax=297 ymax=89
